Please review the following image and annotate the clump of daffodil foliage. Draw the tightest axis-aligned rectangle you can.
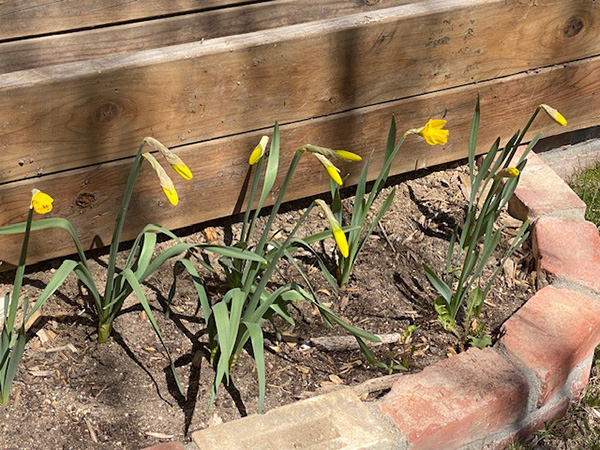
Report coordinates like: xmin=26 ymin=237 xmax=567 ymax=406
xmin=169 ymin=123 xmax=384 ymax=412
xmin=321 ymin=116 xmax=449 ymax=289
xmin=423 ymin=96 xmax=568 ymax=349
xmin=0 ymin=138 xmax=263 ymax=396
xmin=0 ymin=190 xmax=77 ymax=405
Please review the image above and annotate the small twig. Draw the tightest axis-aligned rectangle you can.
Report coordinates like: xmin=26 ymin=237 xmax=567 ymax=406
xmin=84 ymin=417 xmax=99 ymax=443
xmin=377 ymin=222 xmax=396 ymax=253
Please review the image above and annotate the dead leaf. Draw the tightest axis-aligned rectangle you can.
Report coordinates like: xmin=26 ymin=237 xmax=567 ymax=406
xmin=208 ymin=411 xmax=223 ymax=428
xmin=203 ymin=227 xmax=219 ymax=244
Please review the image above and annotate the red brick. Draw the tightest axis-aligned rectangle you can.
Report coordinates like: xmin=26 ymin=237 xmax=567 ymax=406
xmin=142 ymin=442 xmax=184 ymax=450
xmin=533 ymin=216 xmax=600 ymax=293
xmin=508 ymin=150 xmax=586 ymax=220
xmin=499 ymin=286 xmax=600 ymax=407
xmin=379 ymin=348 xmax=528 ymax=450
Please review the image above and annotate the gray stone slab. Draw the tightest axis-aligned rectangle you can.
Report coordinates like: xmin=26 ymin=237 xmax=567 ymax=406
xmin=191 ymin=388 xmax=401 ymax=450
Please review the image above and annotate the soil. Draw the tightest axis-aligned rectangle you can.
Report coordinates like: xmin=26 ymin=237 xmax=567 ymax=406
xmin=0 ymin=164 xmax=535 ymax=450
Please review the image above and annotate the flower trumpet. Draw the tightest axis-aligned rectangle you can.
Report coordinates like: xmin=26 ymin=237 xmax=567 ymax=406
xmin=30 ymin=189 xmax=53 ymax=214
xmin=406 ymin=119 xmax=449 ymax=146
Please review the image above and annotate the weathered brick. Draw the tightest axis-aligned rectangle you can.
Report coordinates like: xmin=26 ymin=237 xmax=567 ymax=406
xmin=379 ymin=348 xmax=528 ymax=450
xmin=533 ymin=216 xmax=600 ymax=293
xmin=498 ymin=286 xmax=600 ymax=407
xmin=508 ymin=150 xmax=586 ymax=220
xmin=192 ymin=388 xmax=400 ymax=450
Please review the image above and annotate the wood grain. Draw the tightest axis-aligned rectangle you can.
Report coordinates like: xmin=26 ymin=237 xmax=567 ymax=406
xmin=1 ymin=54 xmax=598 ymax=267
xmin=0 ymin=0 xmax=261 ymax=41
xmin=1 ymin=0 xmax=598 ymax=184
xmin=0 ymin=0 xmax=415 ymax=73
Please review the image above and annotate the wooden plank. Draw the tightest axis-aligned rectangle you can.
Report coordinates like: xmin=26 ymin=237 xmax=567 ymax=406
xmin=1 ymin=54 xmax=599 ymax=267
xmin=1 ymin=0 xmax=599 ymax=185
xmin=0 ymin=0 xmax=261 ymax=41
xmin=0 ymin=0 xmax=415 ymax=74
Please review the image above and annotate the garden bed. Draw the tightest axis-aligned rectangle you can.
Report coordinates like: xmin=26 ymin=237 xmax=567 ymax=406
xmin=0 ymin=163 xmax=533 ymax=449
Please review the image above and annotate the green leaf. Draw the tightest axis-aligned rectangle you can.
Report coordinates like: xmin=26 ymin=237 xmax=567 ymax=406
xmin=465 ymin=287 xmax=484 ymax=320
xmin=243 ymin=322 xmax=266 ymax=413
xmin=423 ymin=264 xmax=453 ymax=302
xmin=23 ymin=259 xmax=77 ymax=325
xmin=468 ymin=94 xmax=480 ymax=183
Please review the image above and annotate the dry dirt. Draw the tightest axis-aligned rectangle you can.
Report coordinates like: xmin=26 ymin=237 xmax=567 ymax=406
xmin=0 ymin=164 xmax=535 ymax=449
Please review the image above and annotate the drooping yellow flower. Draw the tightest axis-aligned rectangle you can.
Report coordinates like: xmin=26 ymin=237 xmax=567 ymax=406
xmin=315 ymin=199 xmax=349 ymax=258
xmin=314 ymin=153 xmax=343 ymax=186
xmin=407 ymin=119 xmax=449 ymax=146
xmin=143 ymin=137 xmax=193 ymax=180
xmin=302 ymin=144 xmax=362 ymax=162
xmin=30 ymin=189 xmax=53 ymax=214
xmin=249 ymin=136 xmax=269 ymax=165
xmin=539 ymin=104 xmax=567 ymax=127
xmin=142 ymin=153 xmax=179 ymax=206
xmin=494 ymin=167 xmax=520 ymax=180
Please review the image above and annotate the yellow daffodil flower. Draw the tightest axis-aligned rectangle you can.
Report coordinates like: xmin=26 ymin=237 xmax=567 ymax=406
xmin=314 ymin=153 xmax=343 ymax=186
xmin=539 ymin=104 xmax=567 ymax=127
xmin=142 ymin=153 xmax=179 ymax=206
xmin=302 ymin=144 xmax=362 ymax=162
xmin=143 ymin=137 xmax=193 ymax=180
xmin=249 ymin=136 xmax=269 ymax=165
xmin=493 ymin=167 xmax=520 ymax=180
xmin=406 ymin=119 xmax=449 ymax=146
xmin=30 ymin=189 xmax=53 ymax=214
xmin=315 ymin=200 xmax=349 ymax=258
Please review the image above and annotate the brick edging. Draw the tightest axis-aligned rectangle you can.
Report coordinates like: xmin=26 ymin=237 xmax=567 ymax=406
xmin=165 ymin=149 xmax=600 ymax=450
xmin=378 ymin=148 xmax=600 ymax=449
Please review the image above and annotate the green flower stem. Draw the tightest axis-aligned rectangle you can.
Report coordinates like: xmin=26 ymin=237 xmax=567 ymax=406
xmin=102 ymin=140 xmax=147 ymax=324
xmin=6 ymin=208 xmax=34 ymax=335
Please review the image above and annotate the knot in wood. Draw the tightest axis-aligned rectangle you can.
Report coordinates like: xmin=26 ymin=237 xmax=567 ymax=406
xmin=364 ymin=0 xmax=380 ymax=5
xmin=76 ymin=192 xmax=96 ymax=209
xmin=94 ymin=102 xmax=121 ymax=125
xmin=564 ymin=16 xmax=584 ymax=38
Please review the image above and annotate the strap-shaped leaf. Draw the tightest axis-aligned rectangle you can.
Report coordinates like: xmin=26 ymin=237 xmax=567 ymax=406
xmin=243 ymin=322 xmax=266 ymax=413
xmin=468 ymin=95 xmax=480 ymax=183
xmin=423 ymin=264 xmax=453 ymax=303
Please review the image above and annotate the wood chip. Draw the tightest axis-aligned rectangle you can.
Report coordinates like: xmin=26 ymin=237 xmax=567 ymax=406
xmin=24 ymin=309 xmax=42 ymax=331
xmin=328 ymin=374 xmax=344 ymax=385
xmin=295 ymin=365 xmax=310 ymax=374
xmin=207 ymin=412 xmax=223 ymax=428
xmin=35 ymin=329 xmax=49 ymax=345
xmin=29 ymin=370 xmax=53 ymax=377
xmin=145 ymin=432 xmax=174 ymax=439
xmin=503 ymin=259 xmax=515 ymax=288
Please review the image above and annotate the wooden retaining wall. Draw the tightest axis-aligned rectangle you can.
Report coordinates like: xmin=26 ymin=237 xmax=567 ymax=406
xmin=0 ymin=0 xmax=599 ymax=267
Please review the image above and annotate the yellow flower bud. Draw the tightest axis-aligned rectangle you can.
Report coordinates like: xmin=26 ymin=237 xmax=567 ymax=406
xmin=407 ymin=119 xmax=449 ymax=146
xmin=334 ymin=150 xmax=362 ymax=162
xmin=315 ymin=199 xmax=349 ymax=258
xmin=143 ymin=137 xmax=193 ymax=180
xmin=249 ymin=136 xmax=269 ymax=165
xmin=493 ymin=167 xmax=520 ymax=181
xmin=30 ymin=189 xmax=53 ymax=215
xmin=314 ymin=153 xmax=343 ymax=186
xmin=539 ymin=104 xmax=567 ymax=127
xmin=142 ymin=153 xmax=179 ymax=206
